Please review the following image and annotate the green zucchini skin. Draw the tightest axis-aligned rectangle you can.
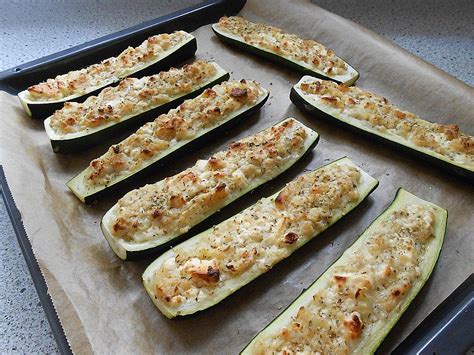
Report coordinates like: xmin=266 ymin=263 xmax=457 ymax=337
xmin=19 ymin=38 xmax=197 ymax=120
xmin=241 ymin=188 xmax=447 ymax=354
xmin=211 ymin=26 xmax=359 ymax=86
xmin=72 ymin=90 xmax=268 ymax=205
xmin=101 ymin=129 xmax=319 ymax=261
xmin=48 ymin=71 xmax=229 ymax=154
xmin=141 ymin=157 xmax=379 ymax=317
xmin=290 ymin=87 xmax=474 ymax=182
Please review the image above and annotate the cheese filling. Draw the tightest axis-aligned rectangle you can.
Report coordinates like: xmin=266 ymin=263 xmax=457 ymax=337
xmin=148 ymin=163 xmax=361 ymax=310
xmin=26 ymin=31 xmax=193 ymax=101
xmin=84 ymin=79 xmax=264 ymax=186
xmin=298 ymin=79 xmax=474 ymax=168
xmin=48 ymin=60 xmax=219 ymax=135
xmin=216 ymin=16 xmax=348 ymax=76
xmin=250 ymin=204 xmax=435 ymax=354
xmin=107 ymin=118 xmax=311 ymax=244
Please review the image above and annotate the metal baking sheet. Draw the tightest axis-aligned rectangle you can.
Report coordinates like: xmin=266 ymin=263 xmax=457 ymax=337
xmin=0 ymin=166 xmax=72 ymax=354
xmin=0 ymin=0 xmax=245 ymax=94
xmin=393 ymin=273 xmax=474 ymax=354
xmin=0 ymin=0 xmax=472 ymax=353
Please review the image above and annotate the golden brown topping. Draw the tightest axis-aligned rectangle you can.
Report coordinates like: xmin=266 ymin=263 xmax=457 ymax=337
xmin=183 ymin=259 xmax=221 ymax=284
xmin=169 ymin=195 xmax=186 ymax=208
xmin=84 ymin=79 xmax=264 ymax=186
xmin=344 ymin=313 xmax=364 ymax=339
xmin=274 ymin=191 xmax=287 ymax=210
xmin=49 ymin=60 xmax=218 ymax=135
xmin=437 ymin=124 xmax=460 ymax=140
xmin=106 ymin=119 xmax=309 ymax=245
xmin=451 ymin=136 xmax=474 ymax=154
xmin=338 ymin=83 xmax=350 ymax=93
xmin=321 ymin=96 xmax=339 ymax=106
xmin=250 ymin=203 xmax=436 ymax=353
xmin=145 ymin=162 xmax=362 ymax=311
xmin=202 ymin=88 xmax=217 ymax=98
xmin=205 ymin=267 xmax=221 ymax=283
xmin=394 ymin=110 xmax=406 ymax=119
xmin=208 ymin=106 xmax=221 ymax=115
xmin=193 ymin=266 xmax=220 ymax=283
xmin=229 ymin=141 xmax=244 ymax=150
xmin=334 ymin=274 xmax=347 ymax=286
xmin=152 ymin=209 xmax=163 ymax=219
xmin=112 ymin=218 xmax=126 ymax=233
xmin=28 ymin=31 xmax=192 ymax=101
xmin=217 ymin=16 xmax=348 ymax=76
xmin=299 ymin=78 xmax=474 ymax=168
xmin=283 ymin=232 xmax=299 ymax=244
xmin=208 ymin=156 xmax=225 ymax=170
xmin=230 ymin=88 xmax=248 ymax=99
xmin=215 ymin=182 xmax=226 ymax=192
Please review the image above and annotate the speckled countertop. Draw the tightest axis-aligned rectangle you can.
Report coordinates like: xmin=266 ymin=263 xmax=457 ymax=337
xmin=0 ymin=1 xmax=472 ymax=353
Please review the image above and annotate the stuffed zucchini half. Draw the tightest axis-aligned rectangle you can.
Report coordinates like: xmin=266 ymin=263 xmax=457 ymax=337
xmin=44 ymin=61 xmax=229 ymax=153
xmin=67 ymin=79 xmax=269 ymax=203
xmin=242 ymin=188 xmax=447 ymax=354
xmin=291 ymin=76 xmax=474 ymax=181
xmin=212 ymin=16 xmax=359 ymax=85
xmin=18 ymin=31 xmax=197 ymax=119
xmin=142 ymin=157 xmax=379 ymax=318
xmin=101 ymin=118 xmax=319 ymax=261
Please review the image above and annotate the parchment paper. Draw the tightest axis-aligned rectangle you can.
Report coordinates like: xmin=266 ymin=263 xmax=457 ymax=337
xmin=1 ymin=0 xmax=473 ymax=353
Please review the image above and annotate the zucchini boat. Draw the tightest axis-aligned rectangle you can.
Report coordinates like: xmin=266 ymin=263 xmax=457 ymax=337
xmin=67 ymin=79 xmax=269 ymax=203
xmin=18 ymin=31 xmax=197 ymax=119
xmin=101 ymin=118 xmax=320 ymax=261
xmin=44 ymin=61 xmax=229 ymax=153
xmin=242 ymin=188 xmax=447 ymax=354
xmin=291 ymin=76 xmax=474 ymax=181
xmin=212 ymin=16 xmax=359 ymax=85
xmin=142 ymin=157 xmax=379 ymax=318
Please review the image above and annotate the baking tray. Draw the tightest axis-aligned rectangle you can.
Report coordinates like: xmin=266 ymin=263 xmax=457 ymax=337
xmin=393 ymin=273 xmax=474 ymax=355
xmin=1 ymin=0 xmax=472 ymax=352
xmin=0 ymin=167 xmax=72 ymax=354
xmin=0 ymin=1 xmax=245 ymax=353
xmin=0 ymin=0 xmax=245 ymax=94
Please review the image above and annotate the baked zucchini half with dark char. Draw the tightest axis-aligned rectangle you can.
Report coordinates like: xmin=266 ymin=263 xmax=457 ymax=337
xmin=242 ymin=188 xmax=447 ymax=355
xmin=142 ymin=157 xmax=379 ymax=318
xmin=44 ymin=61 xmax=229 ymax=153
xmin=291 ymin=76 xmax=474 ymax=181
xmin=101 ymin=118 xmax=320 ymax=261
xmin=18 ymin=31 xmax=197 ymax=119
xmin=67 ymin=79 xmax=269 ymax=203
xmin=212 ymin=16 xmax=359 ymax=85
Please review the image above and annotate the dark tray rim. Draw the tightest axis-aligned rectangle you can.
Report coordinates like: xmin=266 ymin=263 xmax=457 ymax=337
xmin=392 ymin=273 xmax=474 ymax=354
xmin=3 ymin=0 xmax=471 ymax=353
xmin=0 ymin=0 xmax=246 ymax=94
xmin=1 ymin=166 xmax=72 ymax=354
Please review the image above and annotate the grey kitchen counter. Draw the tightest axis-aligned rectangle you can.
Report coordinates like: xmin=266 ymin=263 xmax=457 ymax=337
xmin=0 ymin=1 xmax=472 ymax=353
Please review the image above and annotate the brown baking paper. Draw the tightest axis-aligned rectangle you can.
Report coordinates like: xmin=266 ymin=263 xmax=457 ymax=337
xmin=1 ymin=0 xmax=473 ymax=353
